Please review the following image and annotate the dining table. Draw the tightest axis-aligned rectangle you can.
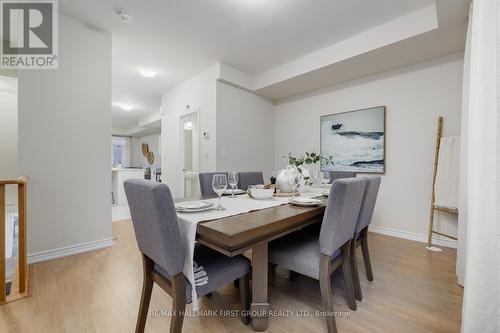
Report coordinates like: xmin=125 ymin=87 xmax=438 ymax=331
xmin=176 ymin=191 xmax=327 ymax=331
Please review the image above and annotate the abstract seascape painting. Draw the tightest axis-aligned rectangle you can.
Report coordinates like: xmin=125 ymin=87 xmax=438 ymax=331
xmin=321 ymin=106 xmax=385 ymax=173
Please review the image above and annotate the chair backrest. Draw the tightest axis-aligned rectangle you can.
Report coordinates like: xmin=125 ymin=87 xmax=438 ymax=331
xmin=319 ymin=178 xmax=367 ymax=256
xmin=124 ymin=179 xmax=185 ymax=276
xmin=326 ymin=171 xmax=356 ymax=184
xmin=238 ymin=171 xmax=264 ymax=190
xmin=198 ymin=172 xmax=228 ymax=196
xmin=355 ymin=176 xmax=381 ymax=233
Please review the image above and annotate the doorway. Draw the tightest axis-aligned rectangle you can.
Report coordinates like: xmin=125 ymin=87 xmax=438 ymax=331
xmin=179 ymin=108 xmax=200 ymax=197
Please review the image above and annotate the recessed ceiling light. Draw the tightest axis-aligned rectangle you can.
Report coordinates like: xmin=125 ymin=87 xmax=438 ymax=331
xmin=116 ymin=9 xmax=133 ymax=23
xmin=117 ymin=103 xmax=133 ymax=111
xmin=137 ymin=66 xmax=158 ymax=78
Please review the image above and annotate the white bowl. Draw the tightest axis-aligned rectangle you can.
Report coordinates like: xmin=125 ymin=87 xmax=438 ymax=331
xmin=249 ymin=187 xmax=274 ymax=200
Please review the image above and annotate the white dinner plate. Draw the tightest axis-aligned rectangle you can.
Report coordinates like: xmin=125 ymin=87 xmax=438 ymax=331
xmin=222 ymin=189 xmax=246 ymax=195
xmin=176 ymin=201 xmax=214 ymax=213
xmin=289 ymin=197 xmax=323 ymax=207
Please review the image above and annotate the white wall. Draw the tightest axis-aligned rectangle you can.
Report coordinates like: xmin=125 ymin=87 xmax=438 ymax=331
xmin=161 ymin=64 xmax=219 ymax=197
xmin=274 ymin=53 xmax=463 ymax=241
xmin=216 ymin=81 xmax=275 ymax=180
xmin=131 ymin=132 xmax=161 ymax=169
xmin=0 ymin=76 xmax=18 ymax=208
xmin=18 ymin=15 xmax=112 ymax=257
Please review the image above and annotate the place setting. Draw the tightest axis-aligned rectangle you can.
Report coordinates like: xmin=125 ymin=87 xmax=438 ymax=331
xmin=222 ymin=188 xmax=246 ymax=195
xmin=271 ymin=165 xmax=328 ymax=206
xmin=222 ymin=171 xmax=246 ymax=196
xmin=288 ymin=196 xmax=324 ymax=207
xmin=175 ymin=200 xmax=214 ymax=213
xmin=176 ymin=173 xmax=231 ymax=213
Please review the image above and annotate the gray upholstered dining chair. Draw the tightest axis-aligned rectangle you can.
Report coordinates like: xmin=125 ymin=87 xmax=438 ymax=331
xmin=198 ymin=172 xmax=228 ymax=196
xmin=124 ymin=179 xmax=251 ymax=333
xmin=237 ymin=171 xmax=264 ymax=190
xmin=269 ymin=178 xmax=367 ymax=333
xmin=325 ymin=171 xmax=356 ymax=183
xmin=350 ymin=176 xmax=381 ymax=302
xmin=302 ymin=172 xmax=356 ymax=239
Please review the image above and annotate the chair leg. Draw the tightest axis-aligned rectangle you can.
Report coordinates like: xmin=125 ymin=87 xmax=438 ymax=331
xmin=341 ymin=242 xmax=357 ymax=311
xmin=319 ymin=254 xmax=338 ymax=333
xmin=360 ymin=228 xmax=373 ymax=281
xmin=234 ymin=279 xmax=240 ymax=289
xmin=239 ymin=275 xmax=251 ymax=325
xmin=289 ymin=270 xmax=298 ymax=281
xmin=170 ymin=273 xmax=186 ymax=333
xmin=350 ymin=238 xmax=362 ymax=301
xmin=136 ymin=255 xmax=154 ymax=333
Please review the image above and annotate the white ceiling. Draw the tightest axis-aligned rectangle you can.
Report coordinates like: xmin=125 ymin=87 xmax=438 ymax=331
xmin=58 ymin=0 xmax=442 ymax=129
xmin=252 ymin=0 xmax=469 ymax=100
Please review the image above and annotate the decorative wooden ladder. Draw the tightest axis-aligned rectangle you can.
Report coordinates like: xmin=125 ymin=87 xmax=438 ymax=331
xmin=0 ymin=176 xmax=31 ymax=304
xmin=426 ymin=117 xmax=459 ymax=251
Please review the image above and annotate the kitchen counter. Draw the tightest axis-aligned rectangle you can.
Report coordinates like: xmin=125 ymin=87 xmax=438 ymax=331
xmin=112 ymin=167 xmax=143 ymax=172
xmin=112 ymin=168 xmax=144 ymax=206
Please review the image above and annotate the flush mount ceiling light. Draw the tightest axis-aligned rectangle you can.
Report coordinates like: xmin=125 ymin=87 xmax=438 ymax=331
xmin=116 ymin=9 xmax=133 ymax=23
xmin=137 ymin=66 xmax=158 ymax=78
xmin=117 ymin=103 xmax=133 ymax=111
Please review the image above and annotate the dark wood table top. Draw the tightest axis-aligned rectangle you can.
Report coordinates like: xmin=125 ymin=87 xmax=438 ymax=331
xmin=175 ymin=194 xmax=326 ymax=256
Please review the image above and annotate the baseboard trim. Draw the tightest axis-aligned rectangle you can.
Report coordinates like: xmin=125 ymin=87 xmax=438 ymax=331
xmin=369 ymin=225 xmax=457 ymax=249
xmin=28 ymin=238 xmax=114 ymax=264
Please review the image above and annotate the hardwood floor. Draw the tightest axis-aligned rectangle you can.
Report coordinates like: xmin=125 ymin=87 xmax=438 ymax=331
xmin=0 ymin=220 xmax=463 ymax=332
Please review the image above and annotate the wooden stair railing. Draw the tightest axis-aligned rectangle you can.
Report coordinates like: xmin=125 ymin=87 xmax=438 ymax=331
xmin=0 ymin=176 xmax=29 ymax=304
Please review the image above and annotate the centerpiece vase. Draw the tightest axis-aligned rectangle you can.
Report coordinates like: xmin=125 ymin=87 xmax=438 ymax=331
xmin=276 ymin=167 xmax=295 ymax=193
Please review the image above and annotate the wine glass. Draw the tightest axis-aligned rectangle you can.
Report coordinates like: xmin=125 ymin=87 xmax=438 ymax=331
xmin=228 ymin=171 xmax=238 ymax=198
xmin=309 ymin=164 xmax=321 ymax=187
xmin=293 ymin=173 xmax=300 ymax=198
xmin=212 ymin=174 xmax=228 ymax=211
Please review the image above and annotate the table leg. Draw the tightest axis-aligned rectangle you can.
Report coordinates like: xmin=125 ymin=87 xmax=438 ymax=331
xmin=251 ymin=242 xmax=270 ymax=331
